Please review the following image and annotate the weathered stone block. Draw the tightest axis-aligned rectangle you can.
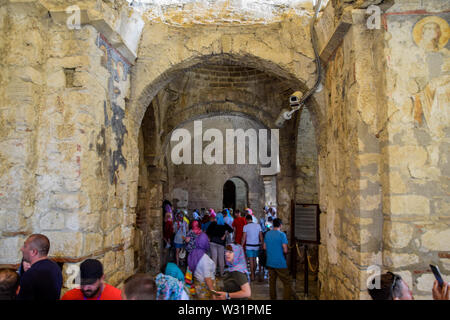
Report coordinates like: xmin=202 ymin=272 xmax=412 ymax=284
xmin=390 ymin=195 xmax=430 ymax=216
xmin=0 ymin=237 xmax=23 ymax=264
xmin=383 ymin=251 xmax=419 ymax=268
xmin=40 ymin=211 xmax=65 ymax=230
xmin=421 ymin=229 xmax=450 ymax=252
xmin=384 ymin=222 xmax=414 ymax=249
xmin=417 ymin=274 xmax=439 ymax=293
xmin=47 ymin=70 xmax=66 ymax=88
xmin=51 ymin=193 xmax=81 ymax=211
xmin=103 ymin=251 xmax=116 ymax=276
xmin=388 ymin=171 xmax=407 ymax=194
xmin=83 ymin=233 xmax=104 ymax=255
xmin=387 ymin=146 xmax=428 ymax=168
xmin=360 ymin=194 xmax=381 ymax=211
xmin=45 ymin=231 xmax=83 ymax=257
xmin=441 ymin=259 xmax=450 ymax=271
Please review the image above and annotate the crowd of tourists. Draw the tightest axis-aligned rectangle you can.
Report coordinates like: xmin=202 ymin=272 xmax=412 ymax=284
xmin=0 ymin=202 xmax=448 ymax=301
xmin=160 ymin=202 xmax=287 ymax=300
xmin=0 ymin=203 xmax=292 ymax=301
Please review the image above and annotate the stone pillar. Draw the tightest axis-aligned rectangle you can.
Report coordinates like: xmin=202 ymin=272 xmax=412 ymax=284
xmin=263 ymin=175 xmax=277 ymax=208
xmin=317 ymin=8 xmax=385 ymax=300
xmin=0 ymin=2 xmax=48 ymax=267
xmin=0 ymin=1 xmax=139 ymax=291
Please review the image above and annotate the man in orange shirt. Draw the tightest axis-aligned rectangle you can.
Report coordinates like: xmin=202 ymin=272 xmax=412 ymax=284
xmin=61 ymin=259 xmax=122 ymax=300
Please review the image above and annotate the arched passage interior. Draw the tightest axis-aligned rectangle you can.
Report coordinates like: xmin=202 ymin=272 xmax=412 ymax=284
xmin=133 ymin=54 xmax=321 ymax=278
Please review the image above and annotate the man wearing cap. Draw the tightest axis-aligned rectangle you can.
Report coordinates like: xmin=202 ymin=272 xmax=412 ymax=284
xmin=61 ymin=259 xmax=122 ymax=300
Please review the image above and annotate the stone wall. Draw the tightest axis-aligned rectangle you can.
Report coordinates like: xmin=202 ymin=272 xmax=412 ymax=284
xmin=296 ymin=107 xmax=319 ymax=204
xmin=316 ymin=3 xmax=386 ymax=300
xmin=380 ymin=0 xmax=450 ymax=300
xmin=165 ymin=115 xmax=266 ymax=213
xmin=0 ymin=0 xmax=137 ymax=291
xmin=316 ymin=0 xmax=449 ymax=300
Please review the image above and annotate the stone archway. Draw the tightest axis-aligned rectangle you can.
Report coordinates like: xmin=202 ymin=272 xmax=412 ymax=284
xmin=229 ymin=177 xmax=249 ymax=212
xmin=223 ymin=180 xmax=236 ymax=210
xmin=126 ymin=18 xmax=324 ymax=282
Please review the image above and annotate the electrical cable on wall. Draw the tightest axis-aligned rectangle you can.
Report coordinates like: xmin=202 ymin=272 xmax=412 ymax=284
xmin=275 ymin=0 xmax=323 ymax=128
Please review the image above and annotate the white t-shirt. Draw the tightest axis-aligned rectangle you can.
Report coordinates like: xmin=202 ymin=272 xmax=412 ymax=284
xmin=194 ymin=254 xmax=216 ymax=282
xmin=243 ymin=223 xmax=262 ymax=250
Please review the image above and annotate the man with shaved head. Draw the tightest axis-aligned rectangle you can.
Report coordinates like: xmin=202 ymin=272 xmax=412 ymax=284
xmin=17 ymin=234 xmax=62 ymax=300
xmin=122 ymin=273 xmax=156 ymax=300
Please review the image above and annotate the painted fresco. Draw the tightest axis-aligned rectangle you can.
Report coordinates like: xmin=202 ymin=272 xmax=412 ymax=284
xmin=410 ymin=15 xmax=450 ymax=139
xmin=97 ymin=34 xmax=131 ymax=184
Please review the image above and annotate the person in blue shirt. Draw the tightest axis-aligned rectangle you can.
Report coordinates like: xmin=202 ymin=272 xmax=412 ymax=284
xmin=263 ymin=218 xmax=293 ymax=300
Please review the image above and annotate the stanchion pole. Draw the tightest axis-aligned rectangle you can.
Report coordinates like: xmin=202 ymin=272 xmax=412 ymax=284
xmin=304 ymin=244 xmax=308 ymax=297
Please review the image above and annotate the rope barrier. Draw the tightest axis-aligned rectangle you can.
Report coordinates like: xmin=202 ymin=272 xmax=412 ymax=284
xmin=307 ymin=254 xmax=318 ymax=273
xmin=294 ymin=242 xmax=318 ymax=273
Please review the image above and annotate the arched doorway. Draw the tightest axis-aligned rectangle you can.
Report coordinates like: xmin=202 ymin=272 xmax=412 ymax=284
xmin=223 ymin=177 xmax=249 ymax=211
xmin=223 ymin=180 xmax=236 ymax=210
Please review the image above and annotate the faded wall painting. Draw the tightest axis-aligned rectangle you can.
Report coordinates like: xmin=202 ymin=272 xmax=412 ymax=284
xmin=412 ymin=15 xmax=450 ymax=139
xmin=97 ymin=34 xmax=131 ymax=184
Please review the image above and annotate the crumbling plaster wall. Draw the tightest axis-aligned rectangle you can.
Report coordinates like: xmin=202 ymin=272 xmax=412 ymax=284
xmin=380 ymin=0 xmax=450 ymax=300
xmin=0 ymin=0 xmax=139 ymax=291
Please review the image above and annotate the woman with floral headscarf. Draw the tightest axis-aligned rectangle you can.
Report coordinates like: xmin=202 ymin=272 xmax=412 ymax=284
xmin=215 ymin=244 xmax=251 ymax=300
xmin=156 ymin=262 xmax=189 ymax=300
xmin=185 ymin=220 xmax=202 ymax=255
xmin=187 ymin=233 xmax=217 ymax=300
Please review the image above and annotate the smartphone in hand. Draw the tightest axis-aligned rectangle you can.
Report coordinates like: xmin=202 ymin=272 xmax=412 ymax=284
xmin=430 ymin=264 xmax=444 ymax=287
xmin=208 ymin=289 xmax=221 ymax=296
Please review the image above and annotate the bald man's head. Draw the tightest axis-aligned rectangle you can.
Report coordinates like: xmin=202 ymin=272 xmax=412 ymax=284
xmin=28 ymin=234 xmax=50 ymax=256
xmin=21 ymin=234 xmax=50 ymax=264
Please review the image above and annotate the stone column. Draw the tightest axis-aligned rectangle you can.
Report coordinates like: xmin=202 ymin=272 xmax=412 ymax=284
xmin=0 ymin=2 xmax=47 ymax=267
xmin=263 ymin=175 xmax=277 ymax=208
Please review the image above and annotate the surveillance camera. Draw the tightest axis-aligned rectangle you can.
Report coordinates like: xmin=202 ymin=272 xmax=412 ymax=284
xmin=275 ymin=109 xmax=292 ymax=128
xmin=289 ymin=91 xmax=303 ymax=107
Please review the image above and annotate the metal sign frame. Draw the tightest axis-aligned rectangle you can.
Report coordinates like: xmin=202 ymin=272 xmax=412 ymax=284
xmin=290 ymin=201 xmax=321 ymax=245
